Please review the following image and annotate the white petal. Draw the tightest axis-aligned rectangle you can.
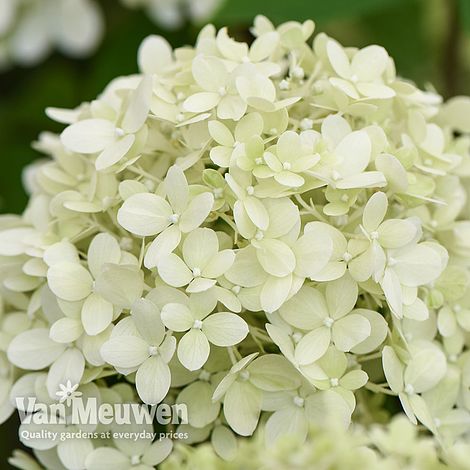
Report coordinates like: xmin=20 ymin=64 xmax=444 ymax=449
xmin=224 ymin=381 xmax=262 ymax=436
xmin=8 ymin=328 xmax=65 ymax=370
xmin=138 ymin=35 xmax=172 ymax=74
xmin=136 ymin=356 xmax=171 ymax=404
xmin=47 ymin=262 xmax=93 ymax=302
xmin=100 ymin=335 xmax=149 ymax=369
xmin=363 ymin=191 xmax=388 ymax=232
xmin=203 ymin=313 xmax=249 ymax=347
xmin=295 ymin=327 xmax=331 ymax=365
xmin=46 ymin=348 xmax=84 ymax=399
xmin=87 ymin=233 xmax=121 ymax=279
xmin=144 ymin=225 xmax=182 ymax=269
xmin=182 ymin=228 xmax=219 ymax=270
xmin=61 ymin=119 xmax=115 ymax=154
xmin=177 ymin=329 xmax=210 ymax=371
xmin=158 ymin=254 xmax=193 ymax=287
xmin=333 ymin=314 xmax=371 ymax=352
xmin=131 ymin=297 xmax=165 ymax=345
xmin=179 ymin=192 xmax=214 ymax=233
xmin=254 ymin=239 xmax=296 ymax=277
xmin=85 ymin=448 xmax=129 ymax=470
xmin=161 ymin=303 xmax=194 ymax=332
xmin=95 ymin=264 xmax=143 ymax=309
xmin=117 ymin=193 xmax=172 ymax=237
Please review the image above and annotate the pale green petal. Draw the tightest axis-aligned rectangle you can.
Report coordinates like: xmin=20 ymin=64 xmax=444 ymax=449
xmin=47 ymin=262 xmax=93 ymax=302
xmin=164 ymin=165 xmax=189 ymax=214
xmin=144 ymin=225 xmax=182 ymax=269
xmin=378 ymin=219 xmax=417 ymax=249
xmin=294 ymin=327 xmax=331 ymax=365
xmin=260 ymin=274 xmax=292 ymax=313
xmin=117 ymin=193 xmax=172 ymax=237
xmin=158 ymin=254 xmax=193 ymax=288
xmin=183 ymin=228 xmax=219 ymax=270
xmin=179 ymin=192 xmax=214 ymax=233
xmin=87 ymin=233 xmax=121 ymax=279
xmin=131 ymin=298 xmax=165 ymax=346
xmin=332 ymin=314 xmax=371 ymax=352
xmin=223 ymin=381 xmax=262 ymax=436
xmin=325 ymin=274 xmax=358 ymax=319
xmin=339 ymin=369 xmax=368 ymax=390
xmin=363 ymin=191 xmax=387 ymax=232
xmin=265 ymin=406 xmax=308 ymax=446
xmin=136 ymin=356 xmax=171 ymax=404
xmin=8 ymin=328 xmax=65 ymax=370
xmin=81 ymin=293 xmax=114 ymax=336
xmin=177 ymin=329 xmax=210 ymax=371
xmin=61 ymin=119 xmax=115 ymax=154
xmin=279 ymin=286 xmax=327 ymax=330
xmin=254 ymin=239 xmax=296 ymax=277
xmin=161 ymin=303 xmax=194 ymax=332
xmin=211 ymin=425 xmax=237 ymax=460
xmin=95 ymin=264 xmax=143 ymax=309
xmin=203 ymin=313 xmax=249 ymax=347
xmin=382 ymin=346 xmax=404 ymax=393
xmin=85 ymin=448 xmax=129 ymax=470
xmin=100 ymin=335 xmax=149 ymax=369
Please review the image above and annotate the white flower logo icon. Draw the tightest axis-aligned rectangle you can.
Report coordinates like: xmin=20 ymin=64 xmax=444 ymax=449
xmin=56 ymin=380 xmax=83 ymax=406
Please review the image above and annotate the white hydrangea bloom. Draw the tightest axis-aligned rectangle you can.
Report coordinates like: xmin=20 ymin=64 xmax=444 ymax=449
xmin=3 ymin=15 xmax=470 ymax=470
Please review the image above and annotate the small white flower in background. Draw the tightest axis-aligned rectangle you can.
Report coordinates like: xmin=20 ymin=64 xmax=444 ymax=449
xmin=3 ymin=14 xmax=470 ymax=470
xmin=0 ymin=0 xmax=104 ymax=69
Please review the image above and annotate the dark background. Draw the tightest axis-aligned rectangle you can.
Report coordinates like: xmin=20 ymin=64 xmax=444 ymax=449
xmin=1 ymin=0 xmax=470 ymax=465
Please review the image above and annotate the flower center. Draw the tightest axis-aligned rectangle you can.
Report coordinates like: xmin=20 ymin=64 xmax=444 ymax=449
xmin=254 ymin=230 xmax=264 ymax=241
xmin=300 ymin=118 xmax=313 ymax=130
xmin=255 ymin=157 xmax=264 ymax=165
xmin=218 ymin=86 xmax=227 ymax=96
xmin=239 ymin=370 xmax=250 ymax=381
xmin=199 ymin=370 xmax=211 ymax=381
xmin=192 ymin=267 xmax=201 ymax=277
xmin=282 ymin=162 xmax=292 ymax=170
xmin=387 ymin=257 xmax=397 ymax=267
xmin=279 ymin=79 xmax=290 ymax=90
xmin=231 ymin=285 xmax=241 ymax=294
xmin=148 ymin=345 xmax=159 ymax=356
xmin=193 ymin=319 xmax=203 ymax=329
xmin=342 ymin=252 xmax=353 ymax=263
xmin=168 ymin=213 xmax=180 ymax=224
xmin=323 ymin=317 xmax=334 ymax=328
xmin=332 ymin=170 xmax=341 ymax=181
xmin=246 ymin=185 xmax=255 ymax=196
xmin=292 ymin=66 xmax=304 ymax=79
xmin=330 ymin=378 xmax=339 ymax=387
xmin=213 ymin=187 xmax=224 ymax=199
xmin=115 ymin=127 xmax=125 ymax=138
xmin=130 ymin=455 xmax=141 ymax=466
xmin=292 ymin=332 xmax=303 ymax=343
xmin=453 ymin=304 xmax=462 ymax=313
xmin=404 ymin=384 xmax=414 ymax=395
xmin=293 ymin=396 xmax=305 ymax=407
xmin=370 ymin=231 xmax=379 ymax=240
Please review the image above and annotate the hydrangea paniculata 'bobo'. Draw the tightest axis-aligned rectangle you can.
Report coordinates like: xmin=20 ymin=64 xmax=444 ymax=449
xmin=2 ymin=15 xmax=470 ymax=470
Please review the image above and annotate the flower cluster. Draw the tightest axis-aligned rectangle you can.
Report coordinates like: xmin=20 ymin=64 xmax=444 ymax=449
xmin=0 ymin=0 xmax=104 ymax=68
xmin=1 ymin=15 xmax=470 ymax=469
xmin=159 ymin=416 xmax=470 ymax=470
xmin=0 ymin=0 xmax=221 ymax=69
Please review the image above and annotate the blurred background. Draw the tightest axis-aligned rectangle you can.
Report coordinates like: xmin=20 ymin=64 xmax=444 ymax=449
xmin=1 ymin=0 xmax=470 ymax=465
